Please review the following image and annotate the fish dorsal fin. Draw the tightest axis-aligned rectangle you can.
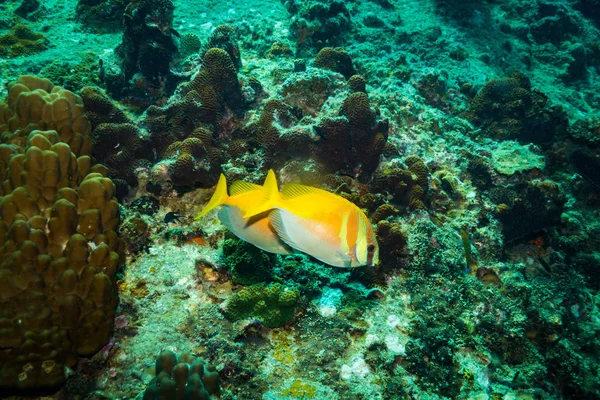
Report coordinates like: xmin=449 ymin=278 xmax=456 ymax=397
xmin=262 ymin=169 xmax=278 ymax=197
xmin=242 ymin=169 xmax=281 ymax=219
xmin=280 ymin=183 xmax=324 ymax=200
xmin=230 ymin=180 xmax=261 ymax=196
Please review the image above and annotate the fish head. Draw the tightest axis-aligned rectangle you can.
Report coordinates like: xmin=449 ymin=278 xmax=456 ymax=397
xmin=354 ymin=215 xmax=379 ymax=267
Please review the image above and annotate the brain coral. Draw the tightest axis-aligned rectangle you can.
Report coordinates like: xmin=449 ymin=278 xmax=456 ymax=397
xmin=201 ymin=24 xmax=242 ymax=70
xmin=0 ymin=24 xmax=49 ymax=58
xmin=0 ymin=78 xmax=124 ymax=392
xmin=313 ymin=47 xmax=356 ymax=79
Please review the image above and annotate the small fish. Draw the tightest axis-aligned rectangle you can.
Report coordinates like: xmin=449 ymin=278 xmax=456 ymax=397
xmin=195 ymin=171 xmax=292 ymax=255
xmin=164 ymin=212 xmax=183 ymax=224
xmin=244 ymin=179 xmax=379 ymax=268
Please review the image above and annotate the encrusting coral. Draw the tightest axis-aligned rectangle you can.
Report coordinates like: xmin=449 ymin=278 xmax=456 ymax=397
xmin=0 ymin=76 xmax=124 ymax=392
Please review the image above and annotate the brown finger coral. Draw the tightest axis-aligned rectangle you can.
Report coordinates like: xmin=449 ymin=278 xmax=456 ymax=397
xmin=142 ymin=351 xmax=220 ymax=399
xmin=0 ymin=76 xmax=92 ymax=157
xmin=0 ymin=78 xmax=124 ymax=392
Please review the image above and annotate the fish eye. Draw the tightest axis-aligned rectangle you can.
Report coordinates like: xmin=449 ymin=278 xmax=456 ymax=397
xmin=367 ymin=244 xmax=375 ymax=253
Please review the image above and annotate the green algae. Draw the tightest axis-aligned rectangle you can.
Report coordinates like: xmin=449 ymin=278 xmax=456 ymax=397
xmin=223 ymin=283 xmax=300 ymax=328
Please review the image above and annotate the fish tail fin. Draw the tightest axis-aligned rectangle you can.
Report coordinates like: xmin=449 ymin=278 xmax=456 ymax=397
xmin=195 ymin=174 xmax=229 ymax=219
xmin=243 ymin=169 xmax=281 ymax=218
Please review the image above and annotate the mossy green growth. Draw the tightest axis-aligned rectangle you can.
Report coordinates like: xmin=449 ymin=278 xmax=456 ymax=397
xmin=40 ymin=52 xmax=102 ymax=92
xmin=221 ymin=238 xmax=274 ymax=284
xmin=224 ymin=283 xmax=300 ymax=328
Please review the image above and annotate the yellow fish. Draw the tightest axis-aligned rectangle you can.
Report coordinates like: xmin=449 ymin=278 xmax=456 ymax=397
xmin=195 ymin=171 xmax=293 ymax=255
xmin=245 ymin=180 xmax=379 ymax=268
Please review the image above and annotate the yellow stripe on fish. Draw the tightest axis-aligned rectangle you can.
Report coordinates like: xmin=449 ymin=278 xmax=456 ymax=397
xmin=245 ymin=181 xmax=379 ymax=268
xmin=195 ymin=171 xmax=292 ymax=255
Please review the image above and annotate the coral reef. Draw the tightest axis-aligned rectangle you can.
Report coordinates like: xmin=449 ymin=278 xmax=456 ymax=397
xmin=179 ymin=33 xmax=202 ymax=58
xmin=0 ymin=75 xmax=92 ymax=157
xmin=2 ymin=0 xmax=600 ymax=398
xmin=201 ymin=24 xmax=242 ymax=71
xmin=313 ymin=47 xmax=356 ymax=79
xmin=490 ymin=180 xmax=567 ymax=242
xmin=371 ymin=157 xmax=430 ymax=210
xmin=284 ymin=0 xmax=352 ymax=55
xmin=313 ymin=91 xmax=389 ymax=180
xmin=39 ymin=53 xmax=102 ymax=93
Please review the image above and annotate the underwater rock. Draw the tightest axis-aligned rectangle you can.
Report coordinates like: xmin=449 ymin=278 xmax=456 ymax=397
xmin=76 ymin=0 xmax=132 ymax=31
xmin=14 ymin=0 xmax=44 ymax=21
xmin=285 ymin=0 xmax=352 ymax=55
xmin=465 ymin=72 xmax=568 ymax=145
xmin=490 ymin=180 xmax=567 ymax=242
xmin=102 ymin=0 xmax=180 ymax=99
